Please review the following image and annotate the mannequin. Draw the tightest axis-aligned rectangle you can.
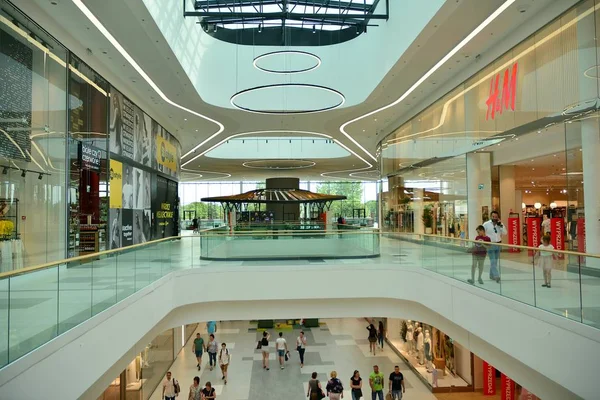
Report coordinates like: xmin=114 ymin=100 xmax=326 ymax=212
xmin=424 ymin=330 xmax=433 ymax=371
xmin=416 ymin=327 xmax=424 ymax=365
xmin=406 ymin=321 xmax=414 ymax=354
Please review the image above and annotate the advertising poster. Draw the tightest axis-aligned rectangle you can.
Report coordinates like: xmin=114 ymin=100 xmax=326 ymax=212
xmin=526 ymin=217 xmax=541 ymax=256
xmin=121 ymin=208 xmax=133 ymax=247
xmin=507 ymin=216 xmax=520 ymax=253
xmin=79 ymin=142 xmax=101 ymax=173
xmin=152 ymin=175 xmax=178 ymax=239
xmin=577 ymin=217 xmax=585 ymax=253
xmin=109 ymin=160 xmax=123 ymax=209
xmin=483 ymin=361 xmax=496 ymax=396
xmin=551 ymin=217 xmax=565 ymax=260
xmin=501 ymin=374 xmax=515 ymax=400
xmin=133 ymin=209 xmax=146 ymax=244
xmin=108 ymin=208 xmax=121 ymax=249
xmin=121 ymin=163 xmax=134 ymax=209
xmin=132 ymin=167 xmax=144 ymax=210
xmin=109 ymin=87 xmax=135 ymax=158
xmin=134 ymin=108 xmax=153 ymax=167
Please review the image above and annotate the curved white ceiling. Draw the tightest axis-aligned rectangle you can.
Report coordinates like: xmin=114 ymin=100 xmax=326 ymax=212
xmin=141 ymin=0 xmax=445 ymax=109
xmin=204 ymin=136 xmax=350 ymax=159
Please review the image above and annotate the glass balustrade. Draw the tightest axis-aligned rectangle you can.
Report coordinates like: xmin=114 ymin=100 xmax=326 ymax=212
xmin=0 ymin=228 xmax=598 ymax=370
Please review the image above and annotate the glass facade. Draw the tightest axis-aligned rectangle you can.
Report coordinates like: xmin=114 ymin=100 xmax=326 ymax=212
xmin=0 ymin=2 xmax=181 ymax=272
xmin=379 ymin=0 xmax=600 ymax=267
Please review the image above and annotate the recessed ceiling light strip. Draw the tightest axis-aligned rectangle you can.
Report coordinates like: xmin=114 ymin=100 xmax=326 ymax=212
xmin=71 ymin=0 xmax=224 ymax=153
xmin=339 ymin=0 xmax=517 ymax=160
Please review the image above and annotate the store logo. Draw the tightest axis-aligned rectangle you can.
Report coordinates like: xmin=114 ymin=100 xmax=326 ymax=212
xmin=160 ymin=141 xmax=175 ymax=164
xmin=109 ymin=168 xmax=122 ymax=181
xmin=485 ymin=62 xmax=518 ymax=120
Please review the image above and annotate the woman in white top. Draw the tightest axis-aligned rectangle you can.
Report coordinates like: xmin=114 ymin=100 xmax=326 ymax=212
xmin=536 ymin=235 xmax=555 ymax=288
xmin=260 ymin=331 xmax=270 ymax=370
xmin=296 ymin=331 xmax=307 ymax=368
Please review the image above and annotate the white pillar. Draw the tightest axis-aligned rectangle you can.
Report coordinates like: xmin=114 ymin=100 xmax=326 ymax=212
xmin=581 ymin=120 xmax=600 ymax=263
xmin=413 ymin=188 xmax=424 ymax=234
xmin=466 ymin=153 xmax=492 ymax=240
xmin=499 ymin=165 xmax=517 ymax=221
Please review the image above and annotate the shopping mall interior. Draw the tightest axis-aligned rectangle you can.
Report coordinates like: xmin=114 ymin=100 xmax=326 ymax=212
xmin=1 ymin=0 xmax=600 ymax=399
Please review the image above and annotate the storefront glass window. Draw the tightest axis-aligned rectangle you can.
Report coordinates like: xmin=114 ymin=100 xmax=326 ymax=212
xmin=0 ymin=2 xmax=68 ymax=270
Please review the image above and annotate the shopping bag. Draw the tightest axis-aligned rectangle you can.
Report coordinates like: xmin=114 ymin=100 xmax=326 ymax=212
xmin=385 ymin=393 xmax=393 ymax=400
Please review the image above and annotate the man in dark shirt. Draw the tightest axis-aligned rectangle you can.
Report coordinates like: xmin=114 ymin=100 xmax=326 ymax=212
xmin=389 ymin=365 xmax=405 ymax=400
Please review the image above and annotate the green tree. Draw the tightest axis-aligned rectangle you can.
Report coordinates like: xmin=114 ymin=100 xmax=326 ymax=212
xmin=316 ymin=182 xmax=363 ymax=217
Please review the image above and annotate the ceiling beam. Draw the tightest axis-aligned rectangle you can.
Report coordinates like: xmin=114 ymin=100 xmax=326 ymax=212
xmin=185 ymin=11 xmax=388 ymax=20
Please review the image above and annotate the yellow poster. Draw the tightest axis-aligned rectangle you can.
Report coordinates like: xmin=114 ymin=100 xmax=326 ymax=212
xmin=109 ymin=160 xmax=123 ymax=208
xmin=156 ymin=136 xmax=177 ymax=171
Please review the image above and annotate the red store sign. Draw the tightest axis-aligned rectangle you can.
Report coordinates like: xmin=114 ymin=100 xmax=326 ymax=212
xmin=501 ymin=374 xmax=515 ymax=400
xmin=483 ymin=361 xmax=496 ymax=396
xmin=551 ymin=217 xmax=565 ymax=260
xmin=527 ymin=217 xmax=541 ymax=256
xmin=507 ymin=216 xmax=520 ymax=253
xmin=486 ymin=62 xmax=518 ymax=120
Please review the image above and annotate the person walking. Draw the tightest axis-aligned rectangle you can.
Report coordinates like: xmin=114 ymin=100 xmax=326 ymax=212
xmin=388 ymin=366 xmax=405 ymax=400
xmin=188 ymin=376 xmax=201 ymax=400
xmin=350 ymin=370 xmax=363 ymax=400
xmin=218 ymin=342 xmax=230 ymax=385
xmin=260 ymin=331 xmax=270 ymax=370
xmin=207 ymin=321 xmax=217 ymax=335
xmin=192 ymin=333 xmax=206 ymax=371
xmin=377 ymin=321 xmax=385 ymax=349
xmin=536 ymin=234 xmax=555 ymax=288
xmin=307 ymin=372 xmax=324 ymax=400
xmin=467 ymin=225 xmax=491 ymax=285
xmin=297 ymin=331 xmax=307 ymax=368
xmin=207 ymin=334 xmax=218 ymax=371
xmin=275 ymin=332 xmax=288 ymax=369
xmin=201 ymin=381 xmax=216 ymax=400
xmin=482 ymin=211 xmax=507 ymax=282
xmin=367 ymin=324 xmax=378 ymax=355
xmin=326 ymin=371 xmax=344 ymax=400
xmin=162 ymin=371 xmax=179 ymax=400
xmin=369 ymin=365 xmax=385 ymax=400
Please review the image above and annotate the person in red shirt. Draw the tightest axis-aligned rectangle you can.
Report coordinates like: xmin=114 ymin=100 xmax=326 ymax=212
xmin=468 ymin=225 xmax=491 ymax=285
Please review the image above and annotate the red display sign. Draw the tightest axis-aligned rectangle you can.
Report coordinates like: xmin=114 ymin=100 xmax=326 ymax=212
xmin=507 ymin=217 xmax=520 ymax=253
xmin=520 ymin=389 xmax=539 ymax=400
xmin=551 ymin=217 xmax=565 ymax=260
xmin=501 ymin=374 xmax=515 ymax=400
xmin=486 ymin=62 xmax=518 ymax=120
xmin=526 ymin=217 xmax=541 ymax=256
xmin=483 ymin=361 xmax=496 ymax=396
xmin=577 ymin=217 xmax=586 ymax=264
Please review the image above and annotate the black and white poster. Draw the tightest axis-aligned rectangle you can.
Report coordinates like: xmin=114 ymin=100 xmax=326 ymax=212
xmin=134 ymin=108 xmax=152 ymax=167
xmin=121 ymin=163 xmax=134 ymax=209
xmin=132 ymin=167 xmax=151 ymax=210
xmin=109 ymin=87 xmax=134 ymax=158
xmin=121 ymin=209 xmax=133 ymax=247
xmin=133 ymin=209 xmax=146 ymax=244
xmin=109 ymin=208 xmax=121 ymax=249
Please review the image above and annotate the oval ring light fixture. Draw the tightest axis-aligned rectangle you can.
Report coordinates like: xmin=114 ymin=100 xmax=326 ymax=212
xmin=253 ymin=50 xmax=321 ymax=74
xmin=230 ymin=83 xmax=345 ymax=115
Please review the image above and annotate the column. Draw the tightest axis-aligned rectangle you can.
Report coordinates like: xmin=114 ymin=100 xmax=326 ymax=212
xmin=581 ymin=120 xmax=600 ymax=266
xmin=499 ymin=165 xmax=517 ymax=222
xmin=466 ymin=153 xmax=492 ymax=239
xmin=413 ymin=188 xmax=424 ymax=234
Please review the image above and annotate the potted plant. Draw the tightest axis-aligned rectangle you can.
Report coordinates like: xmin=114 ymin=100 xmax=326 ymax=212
xmin=422 ymin=205 xmax=433 ymax=234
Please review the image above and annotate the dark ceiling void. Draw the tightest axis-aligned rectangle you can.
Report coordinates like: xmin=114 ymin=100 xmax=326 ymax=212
xmin=184 ymin=0 xmax=388 ymax=46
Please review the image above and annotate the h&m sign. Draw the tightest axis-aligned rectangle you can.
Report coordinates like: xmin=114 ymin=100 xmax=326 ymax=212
xmin=486 ymin=62 xmax=518 ymax=120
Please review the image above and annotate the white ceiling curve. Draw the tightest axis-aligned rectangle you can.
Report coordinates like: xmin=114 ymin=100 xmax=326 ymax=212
xmin=141 ymin=0 xmax=445 ymax=110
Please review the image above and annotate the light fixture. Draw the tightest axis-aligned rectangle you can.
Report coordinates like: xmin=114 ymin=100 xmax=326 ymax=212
xmin=258 ymin=23 xmax=262 ymax=33
xmin=521 ymin=202 xmax=526 ymax=209
xmin=312 ymin=25 xmax=316 ymax=33
xmin=70 ymin=0 xmax=224 ymax=162
xmin=534 ymin=202 xmax=542 ymax=210
xmin=213 ymin=24 xmax=217 ymax=32
xmin=339 ymin=0 xmax=517 ymax=162
xmin=2 ymin=167 xmax=7 ymax=175
xmin=550 ymin=202 xmax=557 ymax=209
xmin=21 ymin=170 xmax=26 ymax=178
xmin=253 ymin=51 xmax=321 ymax=74
xmin=38 ymin=173 xmax=43 ymax=180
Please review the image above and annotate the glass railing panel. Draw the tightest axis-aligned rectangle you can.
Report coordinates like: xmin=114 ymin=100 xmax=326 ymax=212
xmin=495 ymin=244 xmax=535 ymax=306
xmin=58 ymin=261 xmax=91 ymax=335
xmin=116 ymin=252 xmax=135 ymax=302
xmin=0 ymin=277 xmax=8 ymax=368
xmin=9 ymin=266 xmax=59 ymax=363
xmin=581 ymin=259 xmax=600 ymax=328
xmin=91 ymin=253 xmax=118 ymax=317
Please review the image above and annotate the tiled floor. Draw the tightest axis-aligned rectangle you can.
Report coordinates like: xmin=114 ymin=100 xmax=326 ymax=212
xmin=149 ymin=319 xmax=437 ymax=400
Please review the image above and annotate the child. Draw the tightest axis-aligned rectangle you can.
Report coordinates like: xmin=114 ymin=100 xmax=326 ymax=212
xmin=536 ymin=235 xmax=555 ymax=288
xmin=468 ymin=225 xmax=491 ymax=285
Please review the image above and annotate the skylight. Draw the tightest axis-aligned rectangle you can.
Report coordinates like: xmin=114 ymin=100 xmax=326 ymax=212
xmin=184 ymin=0 xmax=387 ymax=46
